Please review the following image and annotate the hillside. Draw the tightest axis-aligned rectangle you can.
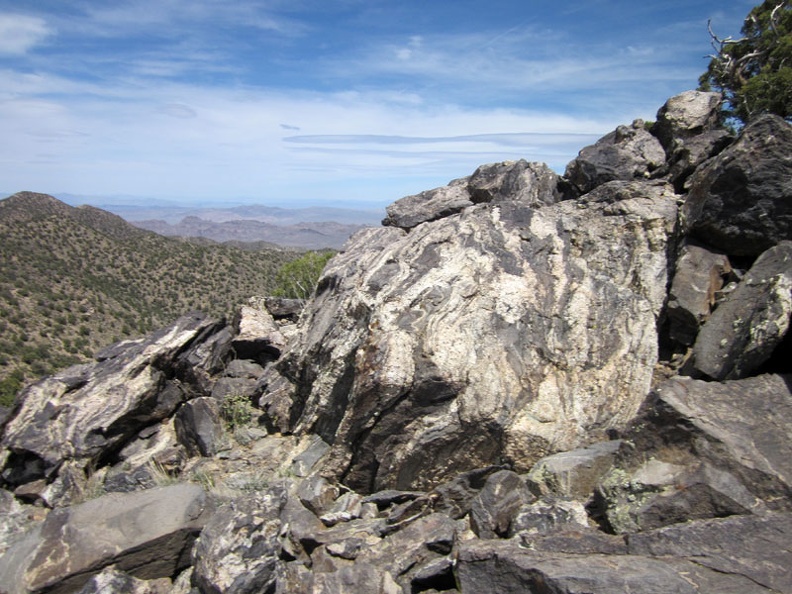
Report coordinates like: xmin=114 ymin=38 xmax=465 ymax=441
xmin=0 ymin=192 xmax=297 ymax=398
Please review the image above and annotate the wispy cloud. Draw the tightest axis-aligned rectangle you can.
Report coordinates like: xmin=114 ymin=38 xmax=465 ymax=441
xmin=0 ymin=13 xmax=52 ymax=54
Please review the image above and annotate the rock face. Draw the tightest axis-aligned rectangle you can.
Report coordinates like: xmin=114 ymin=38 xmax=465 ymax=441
xmin=683 ymin=114 xmax=792 ymax=256
xmin=0 ymin=90 xmax=791 ymax=594
xmin=263 ymin=178 xmax=678 ymax=492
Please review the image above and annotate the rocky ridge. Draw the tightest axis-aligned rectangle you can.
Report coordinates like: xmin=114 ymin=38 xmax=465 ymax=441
xmin=0 ymin=90 xmax=791 ymax=593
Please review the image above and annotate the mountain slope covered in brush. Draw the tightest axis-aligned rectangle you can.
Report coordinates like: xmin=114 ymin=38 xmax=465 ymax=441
xmin=0 ymin=192 xmax=297 ymax=399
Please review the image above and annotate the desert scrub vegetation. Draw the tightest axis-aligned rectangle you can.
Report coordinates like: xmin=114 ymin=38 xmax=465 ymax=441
xmin=0 ymin=192 xmax=302 ymax=394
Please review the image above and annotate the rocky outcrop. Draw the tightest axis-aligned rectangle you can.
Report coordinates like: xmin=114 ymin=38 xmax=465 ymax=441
xmin=0 ymin=90 xmax=791 ymax=593
xmin=262 ymin=179 xmax=678 ymax=492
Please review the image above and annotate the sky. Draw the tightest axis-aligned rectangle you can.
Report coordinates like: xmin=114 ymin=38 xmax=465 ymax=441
xmin=0 ymin=0 xmax=754 ymax=209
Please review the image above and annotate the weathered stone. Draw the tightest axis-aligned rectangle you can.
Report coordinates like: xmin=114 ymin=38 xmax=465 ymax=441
xmin=457 ymin=539 xmax=775 ymax=593
xmin=0 ymin=313 xmax=224 ymax=490
xmin=692 ymin=241 xmax=792 ymax=379
xmin=224 ymin=358 xmax=266 ymax=379
xmin=175 ymin=397 xmax=225 ymax=457
xmin=517 ymin=528 xmax=628 ymax=555
xmin=289 ymin=434 xmax=330 ymax=477
xmin=629 ymin=513 xmax=792 ymax=593
xmin=311 ymin=563 xmax=402 ymax=594
xmin=297 ymin=474 xmax=341 ymax=516
xmin=666 ymin=242 xmax=732 ymax=346
xmin=683 ymin=114 xmax=792 ymax=256
xmin=525 ymin=440 xmax=621 ymax=500
xmin=75 ymin=567 xmax=172 ymax=594
xmin=509 ymin=499 xmax=589 ymax=538
xmin=232 ymin=305 xmax=286 ymax=363
xmin=355 ymin=513 xmax=457 ymax=591
xmin=665 ymin=129 xmax=734 ymax=192
xmin=320 ymin=491 xmax=364 ymax=526
xmin=361 ymin=489 xmax=425 ymax=510
xmin=0 ymin=484 xmax=209 ymax=594
xmin=565 ymin=120 xmax=666 ymax=194
xmin=429 ymin=466 xmax=505 ymax=519
xmin=382 ymin=178 xmax=472 ymax=230
xmin=262 ymin=296 xmax=306 ymax=321
xmin=653 ymin=90 xmax=723 ymax=151
xmin=469 ymin=470 xmax=534 ymax=538
xmin=467 ymin=160 xmax=562 ymax=205
xmin=641 ymin=375 xmax=792 ymax=507
xmin=262 ymin=182 xmax=678 ymax=492
xmin=211 ymin=377 xmax=259 ymax=402
xmin=192 ymin=487 xmax=286 ymax=594
xmin=597 ymin=459 xmax=761 ymax=534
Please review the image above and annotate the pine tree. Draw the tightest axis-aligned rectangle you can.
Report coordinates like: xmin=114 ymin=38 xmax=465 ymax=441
xmin=700 ymin=1 xmax=792 ymax=123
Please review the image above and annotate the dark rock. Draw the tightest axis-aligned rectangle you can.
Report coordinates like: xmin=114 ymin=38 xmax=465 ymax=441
xmin=565 ymin=119 xmax=666 ymax=194
xmin=519 ymin=528 xmax=628 ymax=555
xmin=224 ymin=358 xmax=266 ymax=379
xmin=175 ymin=397 xmax=225 ymax=457
xmin=0 ymin=313 xmax=225 ymax=492
xmin=289 ymin=434 xmax=330 ymax=477
xmin=297 ymin=474 xmax=341 ymax=516
xmin=665 ymin=129 xmax=734 ymax=192
xmin=457 ymin=539 xmax=775 ymax=593
xmin=192 ymin=487 xmax=287 ymax=594
xmin=263 ymin=296 xmax=306 ymax=321
xmin=692 ymin=241 xmax=792 ymax=379
xmin=597 ymin=459 xmax=762 ymax=534
xmin=0 ymin=484 xmax=209 ymax=594
xmin=628 ymin=513 xmax=792 ymax=593
xmin=469 ymin=469 xmax=534 ymax=538
xmin=467 ymin=159 xmax=562 ymax=205
xmin=525 ymin=440 xmax=622 ymax=500
xmin=429 ymin=465 xmax=505 ymax=519
xmin=210 ymin=376 xmax=259 ymax=402
xmin=639 ymin=375 xmax=792 ymax=507
xmin=666 ymin=242 xmax=732 ymax=346
xmin=683 ymin=114 xmax=792 ymax=256
xmin=382 ymin=177 xmax=473 ymax=230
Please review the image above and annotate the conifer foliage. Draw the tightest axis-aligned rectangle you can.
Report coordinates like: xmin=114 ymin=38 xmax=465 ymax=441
xmin=700 ymin=1 xmax=792 ymax=123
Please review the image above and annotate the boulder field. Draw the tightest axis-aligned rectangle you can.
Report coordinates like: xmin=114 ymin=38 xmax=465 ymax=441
xmin=1 ymin=91 xmax=791 ymax=593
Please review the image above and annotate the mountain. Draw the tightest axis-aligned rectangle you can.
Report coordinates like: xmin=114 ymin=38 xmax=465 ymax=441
xmin=131 ymin=216 xmax=366 ymax=250
xmin=1 ymin=92 xmax=791 ymax=592
xmin=0 ymin=192 xmax=297 ymax=397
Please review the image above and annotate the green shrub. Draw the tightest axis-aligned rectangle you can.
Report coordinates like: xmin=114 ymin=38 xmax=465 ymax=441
xmin=272 ymin=250 xmax=334 ymax=300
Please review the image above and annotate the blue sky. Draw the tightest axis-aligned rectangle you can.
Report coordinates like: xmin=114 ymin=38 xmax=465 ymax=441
xmin=0 ymin=0 xmax=753 ymax=208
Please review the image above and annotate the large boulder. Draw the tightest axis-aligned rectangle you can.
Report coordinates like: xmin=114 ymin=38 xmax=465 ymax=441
xmin=564 ymin=120 xmax=666 ymax=194
xmin=683 ymin=114 xmax=792 ymax=256
xmin=0 ymin=484 xmax=209 ymax=594
xmin=261 ymin=180 xmax=678 ymax=492
xmin=0 ymin=313 xmax=230 ymax=494
xmin=653 ymin=90 xmax=723 ymax=151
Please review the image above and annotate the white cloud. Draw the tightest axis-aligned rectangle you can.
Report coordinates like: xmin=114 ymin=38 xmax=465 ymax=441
xmin=0 ymin=14 xmax=52 ymax=54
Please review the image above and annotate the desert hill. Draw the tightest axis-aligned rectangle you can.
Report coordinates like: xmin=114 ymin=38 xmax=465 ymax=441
xmin=0 ymin=192 xmax=297 ymax=399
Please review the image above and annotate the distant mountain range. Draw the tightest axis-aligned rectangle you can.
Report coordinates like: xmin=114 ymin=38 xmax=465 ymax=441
xmin=90 ymin=203 xmax=384 ymax=249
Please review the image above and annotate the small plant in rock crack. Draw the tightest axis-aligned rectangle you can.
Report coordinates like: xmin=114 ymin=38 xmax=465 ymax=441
xmin=220 ymin=393 xmax=254 ymax=432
